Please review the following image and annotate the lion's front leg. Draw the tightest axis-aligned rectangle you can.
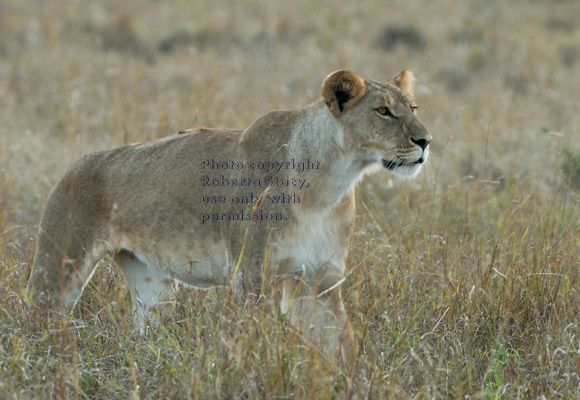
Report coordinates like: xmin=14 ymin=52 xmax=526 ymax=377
xmin=281 ymin=274 xmax=353 ymax=358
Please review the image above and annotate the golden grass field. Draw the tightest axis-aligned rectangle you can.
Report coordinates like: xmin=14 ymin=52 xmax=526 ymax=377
xmin=1 ymin=0 xmax=580 ymax=398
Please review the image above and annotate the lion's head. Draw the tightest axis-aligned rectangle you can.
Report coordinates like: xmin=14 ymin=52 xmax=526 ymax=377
xmin=322 ymin=69 xmax=432 ymax=177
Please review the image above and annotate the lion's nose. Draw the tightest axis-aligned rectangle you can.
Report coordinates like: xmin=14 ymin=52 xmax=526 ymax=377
xmin=411 ymin=137 xmax=431 ymax=150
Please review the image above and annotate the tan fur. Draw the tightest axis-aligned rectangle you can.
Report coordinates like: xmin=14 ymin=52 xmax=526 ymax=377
xmin=27 ymin=70 xmax=432 ymax=355
xmin=393 ymin=68 xmax=416 ymax=98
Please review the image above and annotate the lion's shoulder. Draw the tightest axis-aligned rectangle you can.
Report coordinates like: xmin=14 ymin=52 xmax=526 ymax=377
xmin=239 ymin=109 xmax=299 ymax=148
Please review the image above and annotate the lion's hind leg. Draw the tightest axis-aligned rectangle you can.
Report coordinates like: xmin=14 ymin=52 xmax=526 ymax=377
xmin=28 ymin=238 xmax=111 ymax=320
xmin=115 ymin=250 xmax=177 ymax=332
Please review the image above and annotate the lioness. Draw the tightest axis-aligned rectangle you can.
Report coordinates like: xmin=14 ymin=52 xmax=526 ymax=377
xmin=28 ymin=69 xmax=431 ymax=353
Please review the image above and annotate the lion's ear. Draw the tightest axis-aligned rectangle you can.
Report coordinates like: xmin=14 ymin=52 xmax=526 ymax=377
xmin=322 ymin=70 xmax=367 ymax=118
xmin=393 ymin=69 xmax=416 ymax=98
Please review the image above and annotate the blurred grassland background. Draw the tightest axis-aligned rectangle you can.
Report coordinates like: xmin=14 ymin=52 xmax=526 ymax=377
xmin=1 ymin=0 xmax=580 ymax=398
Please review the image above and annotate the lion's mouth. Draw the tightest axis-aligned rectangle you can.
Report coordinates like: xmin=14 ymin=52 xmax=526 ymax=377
xmin=381 ymin=157 xmax=424 ymax=170
xmin=381 ymin=159 xmax=403 ymax=170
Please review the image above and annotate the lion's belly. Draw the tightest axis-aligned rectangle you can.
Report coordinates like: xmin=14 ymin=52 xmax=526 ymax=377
xmin=118 ymin=234 xmax=230 ymax=288
xmin=160 ymin=243 xmax=230 ymax=288
xmin=113 ymin=209 xmax=349 ymax=288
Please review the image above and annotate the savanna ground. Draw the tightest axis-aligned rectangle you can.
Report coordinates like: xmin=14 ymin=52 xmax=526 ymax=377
xmin=1 ymin=0 xmax=580 ymax=398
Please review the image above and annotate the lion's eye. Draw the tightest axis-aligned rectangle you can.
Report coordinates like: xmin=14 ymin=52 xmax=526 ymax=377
xmin=411 ymin=105 xmax=418 ymax=112
xmin=375 ymin=107 xmax=398 ymax=119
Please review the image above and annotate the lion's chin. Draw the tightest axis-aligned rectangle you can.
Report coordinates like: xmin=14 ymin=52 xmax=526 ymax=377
xmin=381 ymin=159 xmax=423 ymax=177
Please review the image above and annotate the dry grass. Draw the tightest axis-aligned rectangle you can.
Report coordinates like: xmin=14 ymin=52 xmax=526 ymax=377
xmin=1 ymin=0 xmax=580 ymax=398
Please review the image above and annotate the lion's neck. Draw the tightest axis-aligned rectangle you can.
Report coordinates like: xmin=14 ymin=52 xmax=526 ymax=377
xmin=288 ymin=100 xmax=370 ymax=210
